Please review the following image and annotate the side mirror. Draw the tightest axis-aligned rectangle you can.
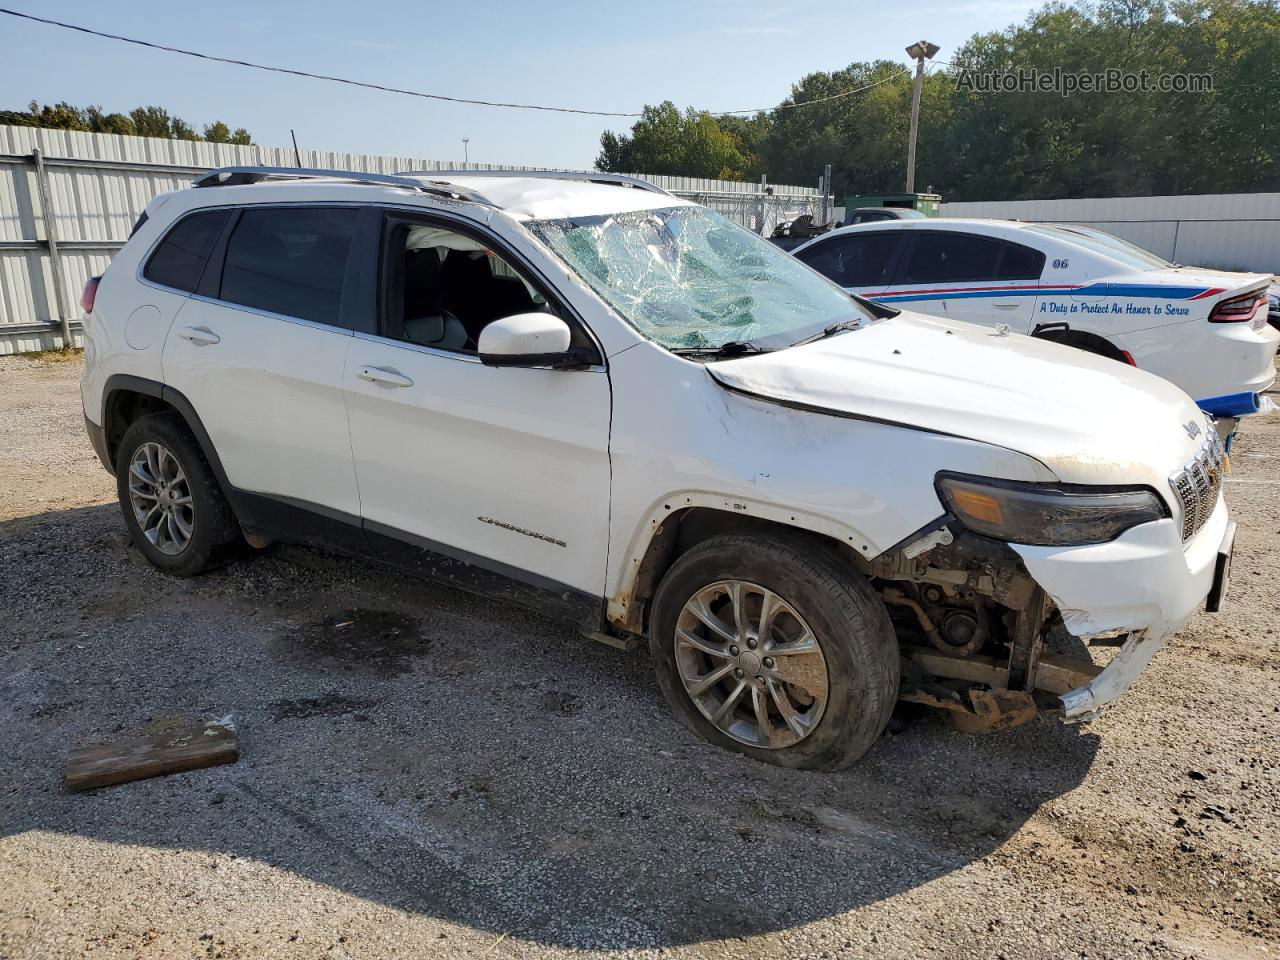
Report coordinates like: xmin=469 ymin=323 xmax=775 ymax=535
xmin=478 ymin=313 xmax=591 ymax=369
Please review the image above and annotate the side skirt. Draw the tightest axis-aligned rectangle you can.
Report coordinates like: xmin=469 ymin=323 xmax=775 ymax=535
xmin=232 ymin=490 xmax=604 ymax=631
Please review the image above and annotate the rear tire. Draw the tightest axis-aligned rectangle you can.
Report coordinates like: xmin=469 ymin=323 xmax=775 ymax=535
xmin=115 ymin=412 xmax=239 ymax=577
xmin=649 ymin=532 xmax=899 ymax=771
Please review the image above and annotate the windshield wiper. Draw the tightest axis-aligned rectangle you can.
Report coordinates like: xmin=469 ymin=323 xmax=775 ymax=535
xmin=789 ymin=318 xmax=863 ymax=348
xmin=671 ymin=340 xmax=770 ymax=359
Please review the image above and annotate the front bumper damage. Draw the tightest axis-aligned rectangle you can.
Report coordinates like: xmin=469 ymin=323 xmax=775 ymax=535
xmin=1013 ymin=498 xmax=1230 ymax=722
xmin=885 ymin=497 xmax=1230 ymax=729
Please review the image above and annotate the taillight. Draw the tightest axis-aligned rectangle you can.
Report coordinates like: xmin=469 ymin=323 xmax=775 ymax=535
xmin=81 ymin=276 xmax=101 ymax=314
xmin=1209 ymin=291 xmax=1265 ymax=323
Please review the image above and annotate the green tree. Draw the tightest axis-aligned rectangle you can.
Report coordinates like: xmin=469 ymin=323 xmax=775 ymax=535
xmin=597 ymin=101 xmax=754 ymax=179
xmin=0 ymin=101 xmax=251 ymax=144
xmin=203 ymin=120 xmax=233 ymax=143
xmin=596 ymin=0 xmax=1280 ymax=199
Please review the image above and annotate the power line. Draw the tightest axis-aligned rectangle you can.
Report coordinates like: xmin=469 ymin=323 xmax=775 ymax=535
xmin=739 ymin=69 xmax=911 ymax=114
xmin=0 ymin=6 xmax=910 ymax=119
xmin=0 ymin=7 xmax=636 ymax=117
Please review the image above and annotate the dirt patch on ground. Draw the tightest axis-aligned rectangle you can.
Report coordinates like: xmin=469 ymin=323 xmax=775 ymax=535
xmin=276 ymin=608 xmax=429 ymax=676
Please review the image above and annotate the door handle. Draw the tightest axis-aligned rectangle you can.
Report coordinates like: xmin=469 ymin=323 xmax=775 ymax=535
xmin=357 ymin=365 xmax=414 ymax=388
xmin=178 ymin=325 xmax=220 ymax=345
xmin=992 ymin=302 xmax=1021 ymax=311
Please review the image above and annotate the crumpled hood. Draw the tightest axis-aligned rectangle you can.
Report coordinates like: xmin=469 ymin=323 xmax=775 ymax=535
xmin=709 ymin=312 xmax=1206 ymax=491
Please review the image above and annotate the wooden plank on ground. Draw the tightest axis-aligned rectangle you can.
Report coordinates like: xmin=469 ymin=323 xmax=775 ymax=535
xmin=64 ymin=716 xmax=239 ymax=792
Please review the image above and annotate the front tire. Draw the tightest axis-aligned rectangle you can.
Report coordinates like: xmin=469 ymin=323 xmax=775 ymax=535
xmin=649 ymin=533 xmax=899 ymax=771
xmin=115 ymin=412 xmax=239 ymax=577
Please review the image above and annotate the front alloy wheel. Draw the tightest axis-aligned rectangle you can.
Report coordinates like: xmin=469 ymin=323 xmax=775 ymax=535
xmin=649 ymin=533 xmax=899 ymax=770
xmin=675 ymin=580 xmax=829 ymax=749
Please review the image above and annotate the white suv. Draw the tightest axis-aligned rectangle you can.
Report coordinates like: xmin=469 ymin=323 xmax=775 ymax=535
xmin=81 ymin=167 xmax=1234 ymax=770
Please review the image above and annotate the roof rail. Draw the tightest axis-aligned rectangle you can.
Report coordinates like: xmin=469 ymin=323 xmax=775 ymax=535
xmin=398 ymin=168 xmax=673 ymax=197
xmin=192 ymin=166 xmax=494 ymax=205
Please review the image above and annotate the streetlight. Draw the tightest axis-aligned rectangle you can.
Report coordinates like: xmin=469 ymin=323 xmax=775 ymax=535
xmin=462 ymin=137 xmax=470 ymax=164
xmin=904 ymin=40 xmax=940 ymax=193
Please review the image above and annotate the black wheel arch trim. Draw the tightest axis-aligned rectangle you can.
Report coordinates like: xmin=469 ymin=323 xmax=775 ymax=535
xmin=102 ymin=374 xmax=235 ymax=494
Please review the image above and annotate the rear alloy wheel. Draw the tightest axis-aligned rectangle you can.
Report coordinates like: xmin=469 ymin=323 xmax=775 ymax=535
xmin=127 ymin=441 xmax=195 ymax=556
xmin=650 ymin=532 xmax=899 ymax=770
xmin=115 ymin=413 xmax=239 ymax=576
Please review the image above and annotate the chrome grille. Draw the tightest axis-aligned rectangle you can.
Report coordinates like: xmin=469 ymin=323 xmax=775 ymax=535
xmin=1170 ymin=425 xmax=1225 ymax=541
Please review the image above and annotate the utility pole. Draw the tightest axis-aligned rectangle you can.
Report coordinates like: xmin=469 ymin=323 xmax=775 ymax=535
xmin=821 ymin=163 xmax=832 ymax=225
xmin=462 ymin=138 xmax=470 ymax=164
xmin=904 ymin=40 xmax=940 ymax=193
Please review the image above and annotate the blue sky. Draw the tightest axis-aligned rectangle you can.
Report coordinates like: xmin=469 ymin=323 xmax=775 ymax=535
xmin=3 ymin=0 xmax=1038 ymax=174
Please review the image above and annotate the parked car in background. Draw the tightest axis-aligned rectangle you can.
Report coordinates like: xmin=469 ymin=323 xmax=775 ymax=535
xmin=769 ymin=213 xmax=833 ymax=251
xmin=1269 ymin=281 xmax=1279 ymax=332
xmin=82 ymin=168 xmax=1234 ymax=770
xmin=844 ymin=207 xmax=928 ymax=225
xmin=791 ymin=219 xmax=1279 ymax=433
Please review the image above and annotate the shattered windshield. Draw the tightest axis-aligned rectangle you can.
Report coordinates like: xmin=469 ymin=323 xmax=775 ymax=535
xmin=528 ymin=206 xmax=870 ymax=353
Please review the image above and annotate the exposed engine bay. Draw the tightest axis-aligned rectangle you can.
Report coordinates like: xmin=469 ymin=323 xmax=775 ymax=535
xmin=861 ymin=528 xmax=1106 ymax=731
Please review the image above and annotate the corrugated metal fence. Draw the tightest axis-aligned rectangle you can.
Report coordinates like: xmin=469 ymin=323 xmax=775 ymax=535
xmin=0 ymin=124 xmax=821 ymax=354
xmin=941 ymin=194 xmax=1280 ymax=276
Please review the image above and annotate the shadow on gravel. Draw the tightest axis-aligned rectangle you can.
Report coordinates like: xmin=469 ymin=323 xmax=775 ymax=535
xmin=0 ymin=504 xmax=1101 ymax=950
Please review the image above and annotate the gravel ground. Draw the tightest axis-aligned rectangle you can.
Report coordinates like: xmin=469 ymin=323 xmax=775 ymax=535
xmin=1 ymin=354 xmax=1278 ymax=960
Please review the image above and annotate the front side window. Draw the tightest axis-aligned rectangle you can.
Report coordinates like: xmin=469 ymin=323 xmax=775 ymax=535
xmin=528 ymin=205 xmax=870 ymax=352
xmin=797 ymin=233 xmax=899 ymax=287
xmin=381 ymin=219 xmax=559 ymax=354
xmin=143 ymin=209 xmax=229 ymax=292
xmin=219 ymin=207 xmax=360 ymax=327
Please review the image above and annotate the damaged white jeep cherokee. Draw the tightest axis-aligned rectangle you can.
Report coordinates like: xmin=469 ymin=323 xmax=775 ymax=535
xmin=81 ymin=167 xmax=1235 ymax=770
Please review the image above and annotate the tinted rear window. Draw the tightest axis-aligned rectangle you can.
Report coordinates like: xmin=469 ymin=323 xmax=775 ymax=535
xmin=904 ymin=233 xmax=1004 ymax=284
xmin=143 ymin=209 xmax=229 ymax=292
xmin=995 ymin=242 xmax=1045 ymax=280
xmin=903 ymin=233 xmax=1045 ymax=284
xmin=218 ymin=207 xmax=360 ymax=327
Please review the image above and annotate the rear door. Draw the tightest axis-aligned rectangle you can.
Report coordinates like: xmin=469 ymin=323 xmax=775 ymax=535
xmin=885 ymin=231 xmax=1046 ymax=330
xmin=793 ymin=230 xmax=906 ymax=301
xmin=161 ymin=204 xmax=365 ymax=531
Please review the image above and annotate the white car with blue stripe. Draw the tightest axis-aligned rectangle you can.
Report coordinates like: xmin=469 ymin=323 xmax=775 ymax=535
xmin=792 ymin=219 xmax=1278 ymax=424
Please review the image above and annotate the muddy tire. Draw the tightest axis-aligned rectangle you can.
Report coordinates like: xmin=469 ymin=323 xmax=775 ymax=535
xmin=115 ymin=412 xmax=239 ymax=577
xmin=649 ymin=533 xmax=899 ymax=771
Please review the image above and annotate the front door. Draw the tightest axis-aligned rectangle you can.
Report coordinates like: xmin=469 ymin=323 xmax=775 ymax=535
xmin=343 ymin=213 xmax=612 ymax=619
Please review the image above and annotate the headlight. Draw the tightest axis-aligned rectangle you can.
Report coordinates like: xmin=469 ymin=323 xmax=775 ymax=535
xmin=936 ymin=473 xmax=1168 ymax=546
